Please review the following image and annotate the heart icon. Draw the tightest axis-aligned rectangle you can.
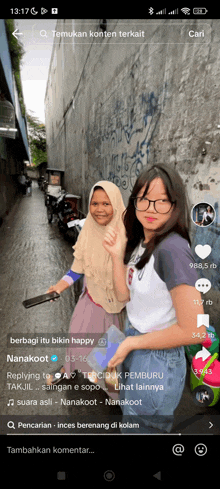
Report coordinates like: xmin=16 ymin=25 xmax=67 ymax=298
xmin=195 ymin=244 xmax=212 ymax=259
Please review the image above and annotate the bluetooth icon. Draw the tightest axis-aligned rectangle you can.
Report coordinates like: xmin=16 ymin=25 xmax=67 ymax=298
xmin=149 ymin=7 xmax=154 ymax=14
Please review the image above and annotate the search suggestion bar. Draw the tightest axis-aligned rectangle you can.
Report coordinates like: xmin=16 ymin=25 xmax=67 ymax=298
xmin=32 ymin=24 xmax=211 ymax=44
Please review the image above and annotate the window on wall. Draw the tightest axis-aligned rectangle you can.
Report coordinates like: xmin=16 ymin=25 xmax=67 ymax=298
xmin=0 ymin=98 xmax=17 ymax=139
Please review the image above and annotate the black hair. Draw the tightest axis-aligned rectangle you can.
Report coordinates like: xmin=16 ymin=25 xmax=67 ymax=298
xmin=123 ymin=164 xmax=191 ymax=269
xmin=93 ymin=186 xmax=104 ymax=191
xmin=90 ymin=185 xmax=104 ymax=201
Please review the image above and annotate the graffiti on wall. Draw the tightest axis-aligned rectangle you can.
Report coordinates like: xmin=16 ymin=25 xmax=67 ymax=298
xmin=86 ymin=82 xmax=168 ymax=192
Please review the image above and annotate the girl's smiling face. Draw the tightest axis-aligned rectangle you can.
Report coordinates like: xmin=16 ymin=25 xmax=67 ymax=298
xmin=90 ymin=189 xmax=114 ymax=226
xmin=135 ymin=178 xmax=174 ymax=242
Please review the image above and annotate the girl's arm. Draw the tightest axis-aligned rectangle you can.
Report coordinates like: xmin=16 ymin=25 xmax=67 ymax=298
xmin=47 ymin=270 xmax=83 ymax=294
xmin=103 ymin=226 xmax=130 ymax=302
xmin=108 ymin=284 xmax=207 ymax=367
xmin=111 ymin=256 xmax=130 ymax=302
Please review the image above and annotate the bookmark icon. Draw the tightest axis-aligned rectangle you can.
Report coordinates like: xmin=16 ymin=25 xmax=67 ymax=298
xmin=197 ymin=314 xmax=209 ymax=328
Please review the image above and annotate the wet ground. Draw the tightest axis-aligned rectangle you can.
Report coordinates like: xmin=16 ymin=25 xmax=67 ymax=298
xmin=0 ymin=182 xmax=122 ymax=434
xmin=0 ymin=182 xmax=220 ymax=435
xmin=0 ymin=182 xmax=76 ymax=412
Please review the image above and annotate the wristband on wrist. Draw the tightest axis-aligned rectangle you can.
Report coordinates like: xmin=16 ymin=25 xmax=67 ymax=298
xmin=62 ymin=270 xmax=83 ymax=286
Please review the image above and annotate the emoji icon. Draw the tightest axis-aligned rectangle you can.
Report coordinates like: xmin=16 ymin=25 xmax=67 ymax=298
xmin=194 ymin=444 xmax=208 ymax=456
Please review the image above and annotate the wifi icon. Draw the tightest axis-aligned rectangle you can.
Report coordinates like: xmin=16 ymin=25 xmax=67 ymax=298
xmin=181 ymin=7 xmax=191 ymax=14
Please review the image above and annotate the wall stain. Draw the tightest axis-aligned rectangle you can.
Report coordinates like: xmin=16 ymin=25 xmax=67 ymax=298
xmin=86 ymin=82 xmax=168 ymax=192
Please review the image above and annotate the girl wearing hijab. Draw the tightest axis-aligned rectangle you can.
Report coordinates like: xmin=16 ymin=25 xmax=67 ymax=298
xmin=46 ymin=181 xmax=126 ymax=389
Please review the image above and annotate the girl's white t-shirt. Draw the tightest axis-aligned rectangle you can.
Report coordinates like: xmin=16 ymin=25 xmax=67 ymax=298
xmin=126 ymin=232 xmax=198 ymax=333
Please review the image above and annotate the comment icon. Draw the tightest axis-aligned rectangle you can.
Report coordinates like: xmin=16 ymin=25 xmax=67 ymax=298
xmin=55 ymin=372 xmax=62 ymax=379
xmin=195 ymin=278 xmax=211 ymax=294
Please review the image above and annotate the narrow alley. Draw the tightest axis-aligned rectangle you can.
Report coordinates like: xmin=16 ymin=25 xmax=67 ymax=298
xmin=0 ymin=183 xmax=122 ymax=434
xmin=0 ymin=183 xmax=219 ymax=435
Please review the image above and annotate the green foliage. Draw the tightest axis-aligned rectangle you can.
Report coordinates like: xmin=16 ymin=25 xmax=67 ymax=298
xmin=4 ymin=20 xmax=47 ymax=166
xmin=27 ymin=111 xmax=47 ymax=167
xmin=4 ymin=19 xmax=26 ymax=116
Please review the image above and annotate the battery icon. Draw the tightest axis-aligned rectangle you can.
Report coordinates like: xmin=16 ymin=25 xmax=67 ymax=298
xmin=193 ymin=8 xmax=208 ymax=14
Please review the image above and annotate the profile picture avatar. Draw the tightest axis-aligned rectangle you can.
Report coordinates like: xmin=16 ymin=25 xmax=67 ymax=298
xmin=191 ymin=202 xmax=215 ymax=227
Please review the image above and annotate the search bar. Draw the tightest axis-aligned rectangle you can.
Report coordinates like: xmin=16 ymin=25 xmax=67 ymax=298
xmin=2 ymin=415 xmax=56 ymax=434
xmin=31 ymin=23 xmax=211 ymax=44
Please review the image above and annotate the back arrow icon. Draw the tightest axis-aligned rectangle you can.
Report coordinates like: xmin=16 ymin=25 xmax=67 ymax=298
xmin=12 ymin=29 xmax=23 ymax=40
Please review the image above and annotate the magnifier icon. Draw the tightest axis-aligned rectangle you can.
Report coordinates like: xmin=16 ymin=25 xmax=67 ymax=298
xmin=40 ymin=30 xmax=47 ymax=37
xmin=7 ymin=421 xmax=15 ymax=429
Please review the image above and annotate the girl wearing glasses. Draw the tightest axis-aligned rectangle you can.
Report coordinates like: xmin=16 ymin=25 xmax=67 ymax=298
xmin=103 ymin=164 xmax=206 ymax=433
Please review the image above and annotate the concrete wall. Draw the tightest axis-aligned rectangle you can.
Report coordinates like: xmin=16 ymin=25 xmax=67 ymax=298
xmin=0 ymin=20 xmax=30 ymax=221
xmin=45 ymin=19 xmax=220 ymax=323
xmin=0 ymin=136 xmax=26 ymax=221
xmin=0 ymin=20 xmax=30 ymax=160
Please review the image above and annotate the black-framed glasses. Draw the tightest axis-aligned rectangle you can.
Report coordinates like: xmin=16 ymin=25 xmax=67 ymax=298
xmin=133 ymin=197 xmax=175 ymax=214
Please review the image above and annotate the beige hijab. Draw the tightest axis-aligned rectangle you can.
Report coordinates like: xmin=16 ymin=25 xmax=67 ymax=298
xmin=71 ymin=181 xmax=127 ymax=313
